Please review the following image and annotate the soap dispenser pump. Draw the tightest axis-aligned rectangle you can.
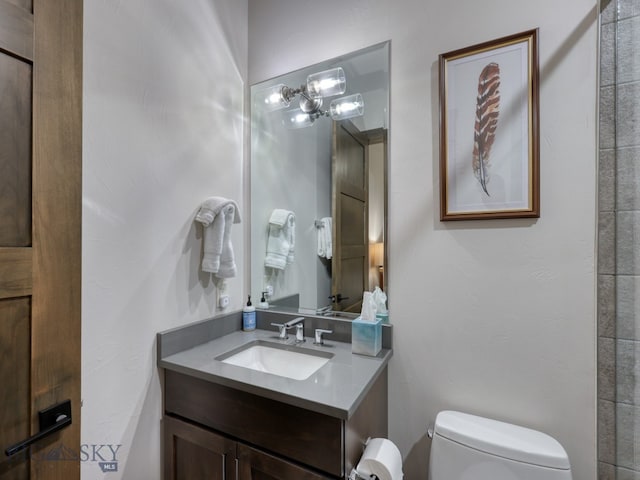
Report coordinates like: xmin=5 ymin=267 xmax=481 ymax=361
xmin=243 ymin=295 xmax=256 ymax=331
xmin=258 ymin=291 xmax=269 ymax=309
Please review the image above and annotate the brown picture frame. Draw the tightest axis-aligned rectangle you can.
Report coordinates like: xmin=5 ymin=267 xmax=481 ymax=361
xmin=439 ymin=29 xmax=539 ymax=221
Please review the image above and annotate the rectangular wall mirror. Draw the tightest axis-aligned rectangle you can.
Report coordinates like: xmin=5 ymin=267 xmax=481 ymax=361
xmin=250 ymin=41 xmax=389 ymax=319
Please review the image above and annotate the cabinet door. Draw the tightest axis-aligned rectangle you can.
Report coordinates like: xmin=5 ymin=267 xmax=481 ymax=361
xmin=237 ymin=444 xmax=334 ymax=480
xmin=164 ymin=416 xmax=236 ymax=480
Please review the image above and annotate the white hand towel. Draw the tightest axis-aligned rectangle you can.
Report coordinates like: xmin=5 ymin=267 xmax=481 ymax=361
xmin=195 ymin=197 xmax=241 ymax=278
xmin=195 ymin=196 xmax=241 ymax=226
xmin=323 ymin=217 xmax=332 ymax=260
xmin=216 ymin=203 xmax=238 ymax=278
xmin=317 ymin=223 xmax=326 ymax=258
xmin=265 ymin=209 xmax=295 ymax=270
xmin=317 ymin=217 xmax=332 ymax=260
xmin=268 ymin=208 xmax=290 ymax=227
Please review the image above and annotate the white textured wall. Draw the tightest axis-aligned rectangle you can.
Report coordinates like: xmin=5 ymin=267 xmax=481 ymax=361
xmin=82 ymin=1 xmax=247 ymax=478
xmin=249 ymin=1 xmax=598 ymax=479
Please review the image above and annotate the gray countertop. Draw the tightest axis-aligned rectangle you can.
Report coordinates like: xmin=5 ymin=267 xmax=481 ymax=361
xmin=159 ymin=327 xmax=392 ymax=420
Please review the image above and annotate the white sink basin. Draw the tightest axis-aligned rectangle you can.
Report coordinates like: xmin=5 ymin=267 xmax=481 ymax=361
xmin=218 ymin=341 xmax=332 ymax=380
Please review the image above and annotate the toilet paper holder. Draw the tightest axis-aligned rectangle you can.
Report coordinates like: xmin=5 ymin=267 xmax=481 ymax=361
xmin=349 ymin=438 xmax=380 ymax=480
xmin=349 ymin=469 xmax=379 ymax=480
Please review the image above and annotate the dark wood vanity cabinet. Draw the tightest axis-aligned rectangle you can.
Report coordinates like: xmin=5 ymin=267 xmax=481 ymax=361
xmin=163 ymin=367 xmax=388 ymax=480
xmin=237 ymin=443 xmax=332 ymax=480
xmin=164 ymin=415 xmax=236 ymax=480
xmin=164 ymin=415 xmax=329 ymax=480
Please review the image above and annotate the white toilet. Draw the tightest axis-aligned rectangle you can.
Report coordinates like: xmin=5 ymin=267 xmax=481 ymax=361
xmin=428 ymin=411 xmax=573 ymax=480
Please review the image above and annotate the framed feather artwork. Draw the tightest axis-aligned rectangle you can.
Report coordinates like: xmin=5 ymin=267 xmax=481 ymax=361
xmin=439 ymin=29 xmax=539 ymax=220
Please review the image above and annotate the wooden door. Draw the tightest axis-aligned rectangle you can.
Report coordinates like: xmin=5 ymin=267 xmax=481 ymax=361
xmin=236 ymin=443 xmax=332 ymax=480
xmin=0 ymin=1 xmax=82 ymax=479
xmin=164 ymin=416 xmax=237 ymax=480
xmin=331 ymin=121 xmax=368 ymax=313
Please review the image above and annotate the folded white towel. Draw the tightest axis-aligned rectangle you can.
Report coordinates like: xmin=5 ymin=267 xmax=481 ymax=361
xmin=195 ymin=197 xmax=241 ymax=278
xmin=195 ymin=196 xmax=241 ymax=226
xmin=317 ymin=217 xmax=332 ymax=260
xmin=268 ymin=208 xmax=290 ymax=227
xmin=317 ymin=223 xmax=326 ymax=258
xmin=323 ymin=217 xmax=332 ymax=260
xmin=265 ymin=209 xmax=295 ymax=270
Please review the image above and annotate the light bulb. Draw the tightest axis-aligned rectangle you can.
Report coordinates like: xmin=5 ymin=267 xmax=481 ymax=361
xmin=254 ymin=84 xmax=290 ymax=111
xmin=306 ymin=67 xmax=346 ymax=98
xmin=329 ymin=93 xmax=364 ymax=120
xmin=282 ymin=108 xmax=314 ymax=129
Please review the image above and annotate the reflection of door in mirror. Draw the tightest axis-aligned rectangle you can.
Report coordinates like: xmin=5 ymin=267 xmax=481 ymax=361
xmin=331 ymin=121 xmax=387 ymax=313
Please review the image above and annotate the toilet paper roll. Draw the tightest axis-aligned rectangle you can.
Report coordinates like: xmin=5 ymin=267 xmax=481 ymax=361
xmin=356 ymin=438 xmax=403 ymax=480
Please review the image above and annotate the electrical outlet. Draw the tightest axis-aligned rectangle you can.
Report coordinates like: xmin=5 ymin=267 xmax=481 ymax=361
xmin=218 ymin=294 xmax=230 ymax=309
xmin=265 ymin=285 xmax=273 ymax=297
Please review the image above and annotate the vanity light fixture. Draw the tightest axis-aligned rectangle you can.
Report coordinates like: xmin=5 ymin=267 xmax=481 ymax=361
xmin=254 ymin=67 xmax=364 ymax=127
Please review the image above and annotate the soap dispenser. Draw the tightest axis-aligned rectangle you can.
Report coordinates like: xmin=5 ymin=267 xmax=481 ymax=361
xmin=258 ymin=291 xmax=269 ymax=309
xmin=243 ymin=295 xmax=256 ymax=331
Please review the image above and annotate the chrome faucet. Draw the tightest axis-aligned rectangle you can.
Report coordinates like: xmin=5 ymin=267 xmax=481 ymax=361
xmin=314 ymin=328 xmax=333 ymax=345
xmin=295 ymin=323 xmax=305 ymax=343
xmin=270 ymin=322 xmax=289 ymax=339
xmin=270 ymin=317 xmax=305 ymax=341
xmin=285 ymin=317 xmax=305 ymax=343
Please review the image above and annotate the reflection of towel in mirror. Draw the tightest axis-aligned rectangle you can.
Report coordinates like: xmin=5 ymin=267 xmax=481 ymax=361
xmin=317 ymin=217 xmax=332 ymax=260
xmin=195 ymin=197 xmax=241 ymax=278
xmin=265 ymin=209 xmax=295 ymax=270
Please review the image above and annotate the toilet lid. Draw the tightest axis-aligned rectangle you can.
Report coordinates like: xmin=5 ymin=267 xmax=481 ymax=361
xmin=433 ymin=411 xmax=571 ymax=470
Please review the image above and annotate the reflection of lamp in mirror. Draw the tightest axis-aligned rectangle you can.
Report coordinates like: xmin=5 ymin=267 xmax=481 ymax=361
xmin=370 ymin=242 xmax=384 ymax=290
xmin=254 ymin=83 xmax=291 ymax=111
xmin=306 ymin=67 xmax=346 ymax=97
xmin=330 ymin=94 xmax=364 ymax=121
xmin=255 ymin=67 xmax=364 ymax=128
xmin=283 ymin=108 xmax=315 ymax=129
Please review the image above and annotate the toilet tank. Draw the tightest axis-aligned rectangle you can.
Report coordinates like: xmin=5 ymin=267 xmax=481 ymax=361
xmin=428 ymin=411 xmax=572 ymax=480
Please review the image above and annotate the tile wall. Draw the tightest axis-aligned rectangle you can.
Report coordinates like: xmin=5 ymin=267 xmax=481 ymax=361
xmin=599 ymin=0 xmax=640 ymax=478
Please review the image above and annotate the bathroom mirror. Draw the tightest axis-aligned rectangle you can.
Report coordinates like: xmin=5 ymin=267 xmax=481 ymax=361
xmin=250 ymin=42 xmax=389 ymax=318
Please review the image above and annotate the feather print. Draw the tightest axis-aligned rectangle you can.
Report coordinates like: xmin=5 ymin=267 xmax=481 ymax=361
xmin=472 ymin=62 xmax=500 ymax=196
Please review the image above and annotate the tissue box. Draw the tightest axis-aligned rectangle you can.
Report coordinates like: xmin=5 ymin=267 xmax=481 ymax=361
xmin=352 ymin=316 xmax=382 ymax=356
